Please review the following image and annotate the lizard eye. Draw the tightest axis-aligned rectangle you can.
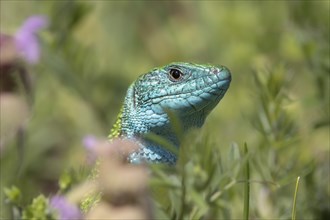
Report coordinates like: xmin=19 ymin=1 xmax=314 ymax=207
xmin=169 ymin=68 xmax=183 ymax=81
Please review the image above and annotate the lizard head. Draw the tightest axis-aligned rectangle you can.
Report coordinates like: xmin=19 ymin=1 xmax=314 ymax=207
xmin=121 ymin=62 xmax=231 ymax=137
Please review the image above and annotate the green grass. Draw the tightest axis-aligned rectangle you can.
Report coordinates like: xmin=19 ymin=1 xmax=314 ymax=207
xmin=243 ymin=143 xmax=250 ymax=220
xmin=291 ymin=176 xmax=300 ymax=220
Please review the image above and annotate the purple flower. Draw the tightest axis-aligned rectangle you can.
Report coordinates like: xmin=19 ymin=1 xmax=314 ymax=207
xmin=14 ymin=15 xmax=48 ymax=64
xmin=83 ymin=135 xmax=98 ymax=151
xmin=82 ymin=135 xmax=98 ymax=164
xmin=50 ymin=195 xmax=82 ymax=220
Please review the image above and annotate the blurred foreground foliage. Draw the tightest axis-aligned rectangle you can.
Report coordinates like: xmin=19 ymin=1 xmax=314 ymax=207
xmin=1 ymin=0 xmax=329 ymax=219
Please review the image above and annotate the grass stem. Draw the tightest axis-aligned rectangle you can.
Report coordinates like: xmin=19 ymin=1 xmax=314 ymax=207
xmin=243 ymin=143 xmax=250 ymax=220
xmin=291 ymin=176 xmax=300 ymax=220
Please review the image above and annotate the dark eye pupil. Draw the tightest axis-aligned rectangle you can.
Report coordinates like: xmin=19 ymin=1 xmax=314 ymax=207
xmin=169 ymin=68 xmax=182 ymax=80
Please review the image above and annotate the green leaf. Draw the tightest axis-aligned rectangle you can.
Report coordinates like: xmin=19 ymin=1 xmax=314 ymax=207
xmin=143 ymin=132 xmax=179 ymax=156
xmin=59 ymin=170 xmax=72 ymax=192
xmin=22 ymin=195 xmax=56 ymax=220
xmin=4 ymin=186 xmax=22 ymax=206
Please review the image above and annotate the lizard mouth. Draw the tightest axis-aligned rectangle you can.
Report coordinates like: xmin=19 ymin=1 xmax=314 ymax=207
xmin=185 ymin=79 xmax=230 ymax=114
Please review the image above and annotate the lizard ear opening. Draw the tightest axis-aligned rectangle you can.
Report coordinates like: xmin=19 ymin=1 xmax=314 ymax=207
xmin=132 ymin=85 xmax=136 ymax=109
xmin=125 ymin=84 xmax=137 ymax=111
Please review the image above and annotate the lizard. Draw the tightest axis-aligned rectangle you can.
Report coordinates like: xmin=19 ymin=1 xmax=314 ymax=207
xmin=109 ymin=62 xmax=231 ymax=165
xmin=80 ymin=62 xmax=231 ymax=211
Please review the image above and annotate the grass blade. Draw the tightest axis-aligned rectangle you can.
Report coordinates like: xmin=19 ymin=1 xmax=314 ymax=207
xmin=291 ymin=176 xmax=300 ymax=220
xmin=243 ymin=143 xmax=250 ymax=220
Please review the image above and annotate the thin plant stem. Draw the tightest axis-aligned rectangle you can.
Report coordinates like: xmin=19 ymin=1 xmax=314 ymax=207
xmin=292 ymin=176 xmax=300 ymax=220
xmin=243 ymin=143 xmax=250 ymax=220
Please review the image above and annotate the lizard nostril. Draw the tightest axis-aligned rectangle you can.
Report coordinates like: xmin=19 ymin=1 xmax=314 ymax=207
xmin=210 ymin=67 xmax=220 ymax=74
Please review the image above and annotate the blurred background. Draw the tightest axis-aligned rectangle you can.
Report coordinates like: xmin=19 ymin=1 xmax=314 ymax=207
xmin=1 ymin=1 xmax=329 ymax=219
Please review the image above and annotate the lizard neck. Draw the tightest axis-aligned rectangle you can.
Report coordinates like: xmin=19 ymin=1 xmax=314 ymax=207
xmin=120 ymin=85 xmax=181 ymax=164
xmin=121 ymin=84 xmax=210 ymax=142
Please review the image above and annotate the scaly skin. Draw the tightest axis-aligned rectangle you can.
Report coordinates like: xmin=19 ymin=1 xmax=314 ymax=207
xmin=109 ymin=62 xmax=231 ymax=164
